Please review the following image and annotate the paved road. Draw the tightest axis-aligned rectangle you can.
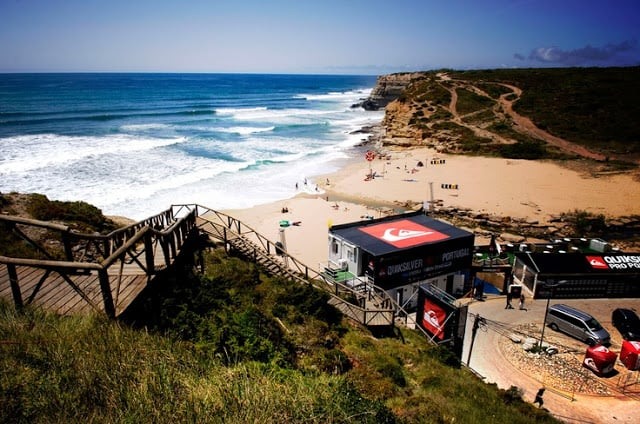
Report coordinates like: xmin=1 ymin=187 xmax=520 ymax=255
xmin=461 ymin=295 xmax=640 ymax=423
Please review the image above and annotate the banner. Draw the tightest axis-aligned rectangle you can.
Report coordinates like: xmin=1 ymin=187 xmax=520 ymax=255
xmin=421 ymin=299 xmax=447 ymax=340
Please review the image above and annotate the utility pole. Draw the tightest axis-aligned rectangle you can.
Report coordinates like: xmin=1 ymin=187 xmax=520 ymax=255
xmin=279 ymin=228 xmax=289 ymax=268
xmin=539 ymin=280 xmax=567 ymax=350
xmin=466 ymin=314 xmax=483 ymax=367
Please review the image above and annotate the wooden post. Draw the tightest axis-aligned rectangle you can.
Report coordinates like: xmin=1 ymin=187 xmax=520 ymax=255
xmin=8 ymin=264 xmax=23 ymax=309
xmin=467 ymin=314 xmax=483 ymax=367
xmin=161 ymin=235 xmax=171 ymax=268
xmin=144 ymin=232 xmax=155 ymax=274
xmin=279 ymin=228 xmax=289 ymax=268
xmin=168 ymin=234 xmax=177 ymax=262
xmin=429 ymin=181 xmax=435 ymax=211
xmin=62 ymin=231 xmax=74 ymax=261
xmin=98 ymin=269 xmax=116 ymax=319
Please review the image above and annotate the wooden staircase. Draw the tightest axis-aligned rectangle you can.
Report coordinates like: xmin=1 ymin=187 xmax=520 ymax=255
xmin=184 ymin=205 xmax=396 ymax=328
xmin=1 ymin=204 xmax=397 ymax=327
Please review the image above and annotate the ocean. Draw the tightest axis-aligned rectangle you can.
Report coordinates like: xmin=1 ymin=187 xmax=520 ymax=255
xmin=0 ymin=73 xmax=383 ymax=220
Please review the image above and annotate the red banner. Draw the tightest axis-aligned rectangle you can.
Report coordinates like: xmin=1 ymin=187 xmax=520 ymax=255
xmin=422 ymin=299 xmax=447 ymax=340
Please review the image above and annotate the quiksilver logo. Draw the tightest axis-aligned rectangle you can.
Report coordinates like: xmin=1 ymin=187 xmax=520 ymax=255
xmin=586 ymin=256 xmax=609 ymax=269
xmin=382 ymin=228 xmax=433 ymax=242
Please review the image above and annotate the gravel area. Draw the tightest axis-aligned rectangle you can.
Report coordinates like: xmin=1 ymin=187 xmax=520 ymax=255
xmin=499 ymin=322 xmax=619 ymax=396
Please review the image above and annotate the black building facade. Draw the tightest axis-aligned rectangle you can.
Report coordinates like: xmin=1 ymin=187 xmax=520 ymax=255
xmin=512 ymin=252 xmax=640 ymax=299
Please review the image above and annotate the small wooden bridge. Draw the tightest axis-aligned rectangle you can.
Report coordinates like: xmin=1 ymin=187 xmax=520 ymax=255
xmin=0 ymin=204 xmax=396 ymax=327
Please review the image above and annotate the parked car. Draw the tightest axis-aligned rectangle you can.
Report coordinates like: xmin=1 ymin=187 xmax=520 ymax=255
xmin=546 ymin=304 xmax=611 ymax=346
xmin=611 ymin=308 xmax=640 ymax=341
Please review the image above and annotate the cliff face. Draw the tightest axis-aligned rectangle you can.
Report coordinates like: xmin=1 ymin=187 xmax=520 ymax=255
xmin=371 ymin=71 xmax=515 ymax=150
xmin=381 ymin=100 xmax=423 ymax=146
xmin=364 ymin=72 xmax=430 ymax=147
xmin=365 ymin=72 xmax=423 ymax=110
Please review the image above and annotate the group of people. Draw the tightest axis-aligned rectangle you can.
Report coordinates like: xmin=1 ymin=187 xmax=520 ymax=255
xmin=505 ymin=293 xmax=527 ymax=310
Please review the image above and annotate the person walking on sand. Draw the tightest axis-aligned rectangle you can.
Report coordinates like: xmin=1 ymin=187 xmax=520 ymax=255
xmin=534 ymin=388 xmax=545 ymax=408
xmin=519 ymin=294 xmax=527 ymax=311
xmin=505 ymin=292 xmax=514 ymax=309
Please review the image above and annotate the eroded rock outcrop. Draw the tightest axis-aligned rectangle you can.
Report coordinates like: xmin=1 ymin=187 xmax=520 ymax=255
xmin=365 ymin=72 xmax=423 ymax=110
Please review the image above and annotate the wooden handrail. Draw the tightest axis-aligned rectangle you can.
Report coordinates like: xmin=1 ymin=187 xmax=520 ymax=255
xmin=0 ymin=207 xmax=197 ymax=318
xmin=0 ymin=214 xmax=70 ymax=232
xmin=187 ymin=204 xmax=398 ymax=326
xmin=1 ymin=204 xmax=401 ymax=326
xmin=100 ymin=226 xmax=150 ymax=269
xmin=0 ymin=255 xmax=102 ymax=270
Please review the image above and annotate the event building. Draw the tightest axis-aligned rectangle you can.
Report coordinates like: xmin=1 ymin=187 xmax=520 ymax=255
xmin=327 ymin=211 xmax=474 ymax=310
xmin=511 ymin=249 xmax=640 ymax=299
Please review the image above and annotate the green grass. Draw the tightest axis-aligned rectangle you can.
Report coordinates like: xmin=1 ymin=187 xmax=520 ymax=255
xmin=455 ymin=87 xmax=494 ymax=116
xmin=431 ymin=122 xmax=496 ymax=155
xmin=26 ymin=193 xmax=117 ymax=232
xmin=402 ymin=78 xmax=451 ymax=106
xmin=0 ymin=302 xmax=391 ymax=424
xmin=475 ymin=82 xmax=514 ymax=99
xmin=1 ymin=249 xmax=560 ymax=423
xmin=449 ymin=67 xmax=640 ymax=156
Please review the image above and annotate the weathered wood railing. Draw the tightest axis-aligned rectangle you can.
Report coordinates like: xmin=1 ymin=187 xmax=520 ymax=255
xmin=172 ymin=204 xmax=396 ymax=327
xmin=2 ymin=204 xmax=399 ymax=326
xmin=0 ymin=208 xmax=197 ymax=317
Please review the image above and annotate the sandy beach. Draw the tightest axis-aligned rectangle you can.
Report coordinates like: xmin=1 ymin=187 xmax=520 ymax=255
xmin=223 ymin=147 xmax=640 ymax=268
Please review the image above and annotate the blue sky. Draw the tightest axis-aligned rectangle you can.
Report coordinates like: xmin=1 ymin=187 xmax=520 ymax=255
xmin=1 ymin=0 xmax=638 ymax=74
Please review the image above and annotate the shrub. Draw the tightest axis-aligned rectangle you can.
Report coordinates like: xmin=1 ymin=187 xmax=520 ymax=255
xmin=26 ymin=194 xmax=109 ymax=230
xmin=499 ymin=140 xmax=548 ymax=159
xmin=564 ymin=209 xmax=607 ymax=236
xmin=316 ymin=349 xmax=352 ymax=374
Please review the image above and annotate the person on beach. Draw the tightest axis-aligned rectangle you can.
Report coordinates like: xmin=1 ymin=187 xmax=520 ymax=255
xmin=519 ymin=294 xmax=527 ymax=311
xmin=533 ymin=388 xmax=545 ymax=408
xmin=505 ymin=292 xmax=514 ymax=309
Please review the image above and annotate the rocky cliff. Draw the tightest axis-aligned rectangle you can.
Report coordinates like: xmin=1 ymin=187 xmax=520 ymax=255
xmin=363 ymin=72 xmax=433 ymax=147
xmin=363 ymin=72 xmax=423 ymax=110
xmin=367 ymin=68 xmax=640 ymax=163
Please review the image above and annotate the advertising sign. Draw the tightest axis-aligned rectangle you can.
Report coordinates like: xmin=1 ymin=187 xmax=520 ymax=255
xmin=620 ymin=340 xmax=640 ymax=371
xmin=586 ymin=254 xmax=640 ymax=271
xmin=359 ymin=219 xmax=450 ymax=249
xmin=417 ymin=285 xmax=458 ymax=343
xmin=373 ymin=243 xmax=472 ymax=288
xmin=583 ymin=345 xmax=617 ymax=376
xmin=421 ymin=299 xmax=448 ymax=340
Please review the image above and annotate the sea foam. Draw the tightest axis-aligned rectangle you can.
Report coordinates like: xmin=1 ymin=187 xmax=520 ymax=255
xmin=0 ymin=73 xmax=380 ymax=220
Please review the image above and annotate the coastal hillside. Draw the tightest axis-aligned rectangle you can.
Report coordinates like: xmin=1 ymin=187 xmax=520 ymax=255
xmin=0 ymin=246 xmax=558 ymax=424
xmin=369 ymin=67 xmax=640 ymax=164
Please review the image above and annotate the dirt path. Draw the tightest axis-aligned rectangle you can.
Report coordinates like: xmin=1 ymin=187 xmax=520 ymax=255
xmin=437 ymin=73 xmax=619 ymax=163
xmin=443 ymin=81 xmax=513 ymax=144
xmin=497 ymin=83 xmax=610 ymax=161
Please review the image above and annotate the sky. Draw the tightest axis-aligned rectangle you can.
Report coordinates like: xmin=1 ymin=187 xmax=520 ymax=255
xmin=0 ymin=0 xmax=639 ymax=74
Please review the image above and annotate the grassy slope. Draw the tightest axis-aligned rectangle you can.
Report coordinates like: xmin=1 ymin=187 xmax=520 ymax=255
xmin=450 ymin=67 xmax=640 ymax=156
xmin=1 ymin=249 xmax=559 ymax=423
xmin=397 ymin=67 xmax=639 ymax=161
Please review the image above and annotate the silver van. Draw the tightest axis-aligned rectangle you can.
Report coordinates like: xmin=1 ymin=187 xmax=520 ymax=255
xmin=546 ymin=304 xmax=611 ymax=346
